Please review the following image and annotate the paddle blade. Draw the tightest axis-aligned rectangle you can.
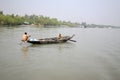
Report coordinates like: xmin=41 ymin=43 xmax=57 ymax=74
xmin=69 ymin=40 xmax=76 ymax=42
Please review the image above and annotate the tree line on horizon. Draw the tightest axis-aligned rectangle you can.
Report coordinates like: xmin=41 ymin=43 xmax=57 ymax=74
xmin=0 ymin=11 xmax=79 ymax=27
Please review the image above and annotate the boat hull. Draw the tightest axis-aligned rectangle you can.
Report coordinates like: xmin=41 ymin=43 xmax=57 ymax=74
xmin=27 ymin=35 xmax=74 ymax=44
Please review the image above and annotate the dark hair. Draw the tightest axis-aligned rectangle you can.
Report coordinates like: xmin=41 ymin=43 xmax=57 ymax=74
xmin=24 ymin=32 xmax=27 ymax=34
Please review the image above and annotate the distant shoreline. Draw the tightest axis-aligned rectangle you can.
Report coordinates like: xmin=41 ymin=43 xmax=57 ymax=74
xmin=0 ymin=12 xmax=80 ymax=27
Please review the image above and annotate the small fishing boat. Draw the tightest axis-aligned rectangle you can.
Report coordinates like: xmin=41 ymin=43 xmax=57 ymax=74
xmin=27 ymin=34 xmax=76 ymax=44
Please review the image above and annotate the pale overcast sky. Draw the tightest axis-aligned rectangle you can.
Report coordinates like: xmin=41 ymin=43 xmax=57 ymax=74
xmin=0 ymin=0 xmax=120 ymax=26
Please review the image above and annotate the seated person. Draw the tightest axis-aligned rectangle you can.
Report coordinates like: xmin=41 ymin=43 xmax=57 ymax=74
xmin=22 ymin=32 xmax=30 ymax=42
xmin=58 ymin=33 xmax=62 ymax=39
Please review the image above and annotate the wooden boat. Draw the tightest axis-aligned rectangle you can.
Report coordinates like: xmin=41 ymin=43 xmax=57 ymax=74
xmin=27 ymin=34 xmax=76 ymax=44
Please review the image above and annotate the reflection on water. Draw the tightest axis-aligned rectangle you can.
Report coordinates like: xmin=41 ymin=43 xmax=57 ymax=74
xmin=21 ymin=46 xmax=28 ymax=57
xmin=20 ymin=42 xmax=32 ymax=58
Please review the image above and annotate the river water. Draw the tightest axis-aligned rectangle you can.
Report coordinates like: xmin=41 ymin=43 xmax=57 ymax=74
xmin=0 ymin=26 xmax=120 ymax=80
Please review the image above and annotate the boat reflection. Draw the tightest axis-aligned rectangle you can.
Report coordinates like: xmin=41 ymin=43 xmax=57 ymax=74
xmin=21 ymin=46 xmax=28 ymax=57
xmin=20 ymin=42 xmax=75 ymax=57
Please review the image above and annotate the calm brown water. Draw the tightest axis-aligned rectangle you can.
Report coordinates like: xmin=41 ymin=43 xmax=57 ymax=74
xmin=0 ymin=26 xmax=120 ymax=80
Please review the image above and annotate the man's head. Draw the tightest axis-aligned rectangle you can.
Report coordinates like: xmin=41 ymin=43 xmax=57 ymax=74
xmin=24 ymin=32 xmax=27 ymax=35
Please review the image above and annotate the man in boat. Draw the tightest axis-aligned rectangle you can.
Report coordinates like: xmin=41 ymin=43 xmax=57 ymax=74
xmin=22 ymin=32 xmax=30 ymax=42
xmin=58 ymin=33 xmax=62 ymax=39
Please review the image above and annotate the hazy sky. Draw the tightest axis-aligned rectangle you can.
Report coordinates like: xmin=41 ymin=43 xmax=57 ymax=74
xmin=0 ymin=0 xmax=120 ymax=26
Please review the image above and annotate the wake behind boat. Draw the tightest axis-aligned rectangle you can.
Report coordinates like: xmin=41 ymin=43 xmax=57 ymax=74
xmin=27 ymin=34 xmax=76 ymax=44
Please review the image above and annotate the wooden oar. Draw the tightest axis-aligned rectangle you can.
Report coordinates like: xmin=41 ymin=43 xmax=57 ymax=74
xmin=69 ymin=39 xmax=76 ymax=42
